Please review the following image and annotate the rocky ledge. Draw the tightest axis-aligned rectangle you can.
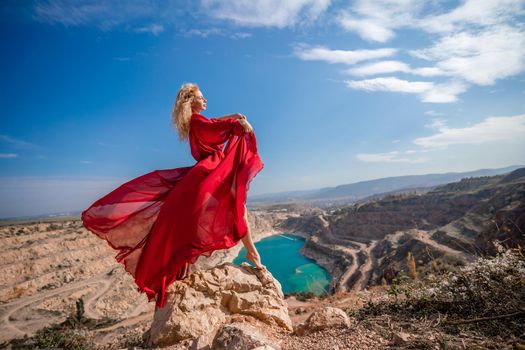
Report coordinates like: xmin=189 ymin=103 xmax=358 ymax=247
xmin=144 ymin=262 xmax=293 ymax=349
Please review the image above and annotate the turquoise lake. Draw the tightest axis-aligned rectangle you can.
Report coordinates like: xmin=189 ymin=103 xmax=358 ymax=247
xmin=233 ymin=233 xmax=331 ymax=295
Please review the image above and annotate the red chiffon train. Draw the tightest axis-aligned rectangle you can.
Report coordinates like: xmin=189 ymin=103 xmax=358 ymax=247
xmin=81 ymin=113 xmax=264 ymax=308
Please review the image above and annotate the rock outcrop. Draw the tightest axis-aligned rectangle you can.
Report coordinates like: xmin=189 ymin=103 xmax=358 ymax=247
xmin=294 ymin=306 xmax=352 ymax=336
xmin=145 ymin=262 xmax=292 ymax=348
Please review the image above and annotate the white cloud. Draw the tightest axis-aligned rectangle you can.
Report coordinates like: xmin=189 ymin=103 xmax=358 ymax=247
xmin=294 ymin=45 xmax=397 ymax=65
xmin=346 ymin=76 xmax=432 ymax=93
xmin=0 ymin=134 xmax=40 ymax=159
xmin=336 ymin=0 xmax=427 ymax=42
xmin=336 ymin=0 xmax=524 ymax=41
xmin=404 ymin=149 xmax=431 ymax=154
xmin=31 ymin=0 xmax=332 ymax=32
xmin=294 ymin=1 xmax=524 ymax=103
xmin=356 ymin=151 xmax=427 ymax=163
xmin=134 ymin=23 xmax=164 ymax=35
xmin=345 ymin=60 xmax=410 ymax=75
xmin=231 ymin=32 xmax=252 ymax=39
xmin=345 ymin=77 xmax=467 ymax=102
xmin=332 ymin=0 xmax=525 ymax=101
xmin=411 ymin=67 xmax=444 ymax=77
xmin=414 ymin=114 xmax=525 ymax=148
xmin=337 ymin=14 xmax=395 ymax=43
xmin=356 ymin=114 xmax=525 ymax=168
xmin=0 ymin=153 xmax=18 ymax=159
xmin=344 ymin=60 xmax=446 ymax=77
xmin=182 ymin=28 xmax=252 ymax=39
xmin=420 ymin=81 xmax=468 ymax=103
xmin=409 ymin=25 xmax=525 ymax=86
xmin=0 ymin=134 xmax=38 ymax=149
xmin=418 ymin=0 xmax=525 ymax=34
xmin=33 ymin=0 xmax=163 ymax=30
xmin=184 ymin=27 xmax=223 ymax=38
xmin=424 ymin=118 xmax=447 ymax=129
xmin=201 ymin=0 xmax=331 ymax=28
xmin=425 ymin=110 xmax=442 ymax=117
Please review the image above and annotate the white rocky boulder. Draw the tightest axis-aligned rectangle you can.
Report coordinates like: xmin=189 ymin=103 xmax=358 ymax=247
xmin=146 ymin=262 xmax=292 ymax=347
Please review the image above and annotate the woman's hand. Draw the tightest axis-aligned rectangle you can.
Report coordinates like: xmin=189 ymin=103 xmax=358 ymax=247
xmin=230 ymin=113 xmax=247 ymax=120
xmin=238 ymin=118 xmax=253 ymax=133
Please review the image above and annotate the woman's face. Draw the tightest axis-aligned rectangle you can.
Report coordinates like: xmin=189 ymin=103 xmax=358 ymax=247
xmin=192 ymin=89 xmax=207 ymax=113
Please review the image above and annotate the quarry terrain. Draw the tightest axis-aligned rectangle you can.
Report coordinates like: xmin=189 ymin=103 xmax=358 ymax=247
xmin=1 ymin=168 xmax=524 ymax=349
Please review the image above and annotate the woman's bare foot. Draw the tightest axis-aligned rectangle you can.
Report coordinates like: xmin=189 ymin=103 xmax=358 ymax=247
xmin=245 ymin=250 xmax=265 ymax=270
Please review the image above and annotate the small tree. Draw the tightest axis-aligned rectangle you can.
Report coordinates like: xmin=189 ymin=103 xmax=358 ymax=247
xmin=75 ymin=298 xmax=84 ymax=321
xmin=388 ymin=274 xmax=401 ymax=301
xmin=407 ymin=251 xmax=418 ymax=280
xmin=380 ymin=276 xmax=388 ymax=287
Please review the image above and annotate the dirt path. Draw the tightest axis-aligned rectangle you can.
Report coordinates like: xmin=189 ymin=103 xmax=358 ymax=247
xmin=83 ymin=277 xmax=116 ymax=319
xmin=0 ymin=268 xmax=115 ymax=342
xmin=94 ymin=313 xmax=153 ymax=344
xmin=322 ymin=237 xmax=378 ymax=294
xmin=416 ymin=229 xmax=471 ymax=260
xmin=351 ymin=240 xmax=379 ymax=292
xmin=387 ymin=229 xmax=470 ymax=260
xmin=334 ymin=248 xmax=359 ymax=293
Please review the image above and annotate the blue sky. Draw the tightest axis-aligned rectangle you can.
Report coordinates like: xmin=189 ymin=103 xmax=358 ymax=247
xmin=1 ymin=0 xmax=525 ymax=218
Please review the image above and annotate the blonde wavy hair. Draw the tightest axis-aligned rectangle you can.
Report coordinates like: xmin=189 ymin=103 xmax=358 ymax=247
xmin=172 ymin=82 xmax=199 ymax=142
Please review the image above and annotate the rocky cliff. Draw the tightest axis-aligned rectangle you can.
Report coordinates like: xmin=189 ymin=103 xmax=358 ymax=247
xmin=275 ymin=167 xmax=525 ymax=293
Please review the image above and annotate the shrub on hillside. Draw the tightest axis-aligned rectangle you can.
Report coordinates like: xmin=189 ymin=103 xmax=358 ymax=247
xmin=413 ymin=241 xmax=525 ymax=318
xmin=356 ymin=240 xmax=524 ymax=339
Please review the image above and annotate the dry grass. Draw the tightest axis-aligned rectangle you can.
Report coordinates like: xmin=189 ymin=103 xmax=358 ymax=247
xmin=350 ymin=240 xmax=525 ymax=349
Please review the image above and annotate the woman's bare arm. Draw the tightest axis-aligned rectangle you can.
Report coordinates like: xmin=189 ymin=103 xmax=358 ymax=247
xmin=217 ymin=113 xmax=245 ymax=120
xmin=216 ymin=114 xmax=253 ymax=132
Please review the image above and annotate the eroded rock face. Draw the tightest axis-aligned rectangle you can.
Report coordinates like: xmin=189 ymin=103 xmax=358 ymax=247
xmin=147 ymin=262 xmax=292 ymax=347
xmin=294 ymin=306 xmax=352 ymax=336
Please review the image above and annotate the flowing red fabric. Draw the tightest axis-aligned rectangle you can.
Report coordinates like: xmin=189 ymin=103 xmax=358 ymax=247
xmin=81 ymin=113 xmax=264 ymax=308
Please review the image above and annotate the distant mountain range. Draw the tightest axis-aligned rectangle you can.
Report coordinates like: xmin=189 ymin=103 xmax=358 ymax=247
xmin=248 ymin=165 xmax=524 ymax=205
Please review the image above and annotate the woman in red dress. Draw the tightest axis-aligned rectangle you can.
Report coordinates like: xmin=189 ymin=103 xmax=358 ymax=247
xmin=81 ymin=83 xmax=265 ymax=309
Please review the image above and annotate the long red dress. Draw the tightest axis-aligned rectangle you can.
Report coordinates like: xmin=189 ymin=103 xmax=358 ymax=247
xmin=81 ymin=113 xmax=264 ymax=308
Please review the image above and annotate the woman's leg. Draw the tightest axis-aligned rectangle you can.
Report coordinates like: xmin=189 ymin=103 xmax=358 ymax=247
xmin=240 ymin=204 xmax=264 ymax=269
